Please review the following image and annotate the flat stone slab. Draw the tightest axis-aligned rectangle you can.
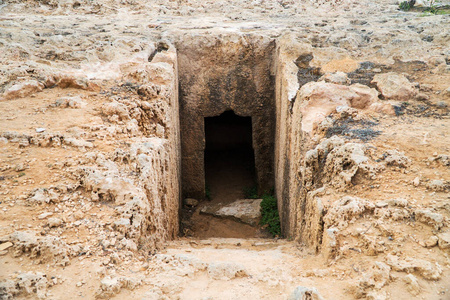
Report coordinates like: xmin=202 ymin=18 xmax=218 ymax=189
xmin=200 ymin=199 xmax=262 ymax=226
xmin=0 ymin=242 xmax=13 ymax=251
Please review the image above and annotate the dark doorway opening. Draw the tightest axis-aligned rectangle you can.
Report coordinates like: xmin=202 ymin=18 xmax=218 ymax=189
xmin=204 ymin=110 xmax=256 ymax=204
xmin=183 ymin=110 xmax=269 ymax=239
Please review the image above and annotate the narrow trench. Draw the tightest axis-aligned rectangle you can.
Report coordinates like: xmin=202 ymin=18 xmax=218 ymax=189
xmin=177 ymin=36 xmax=276 ymax=239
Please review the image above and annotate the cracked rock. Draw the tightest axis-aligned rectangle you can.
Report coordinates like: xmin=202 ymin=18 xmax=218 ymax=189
xmin=207 ymin=262 xmax=248 ymax=280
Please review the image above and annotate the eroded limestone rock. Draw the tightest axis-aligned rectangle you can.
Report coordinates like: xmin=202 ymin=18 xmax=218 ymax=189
xmin=404 ymin=274 xmax=421 ymax=296
xmin=424 ymin=236 xmax=439 ymax=248
xmin=357 ymin=262 xmax=391 ymax=297
xmin=319 ymin=71 xmax=350 ymax=85
xmin=303 ymin=136 xmax=380 ymax=191
xmin=0 ymin=272 xmax=51 ymax=300
xmin=323 ymin=142 xmax=377 ymax=189
xmin=437 ymin=232 xmax=450 ymax=250
xmin=1 ymin=80 xmax=44 ymax=100
xmin=324 ymin=196 xmax=375 ymax=230
xmin=426 ymin=180 xmax=449 ymax=192
xmin=81 ymin=168 xmax=141 ymax=204
xmin=372 ymin=72 xmax=417 ymax=100
xmin=28 ymin=188 xmax=58 ymax=204
xmin=382 ymin=149 xmax=411 ymax=168
xmin=53 ymin=96 xmax=87 ymax=109
xmin=415 ymin=209 xmax=445 ymax=230
xmin=298 ymin=81 xmax=381 ymax=132
xmin=6 ymin=231 xmax=83 ymax=266
xmin=95 ymin=276 xmax=142 ymax=299
xmin=47 ymin=217 xmax=63 ymax=228
xmin=288 ymin=286 xmax=324 ymax=300
xmin=207 ymin=262 xmax=248 ymax=280
xmin=321 ymin=227 xmax=339 ymax=259
xmin=386 ymin=254 xmax=442 ymax=280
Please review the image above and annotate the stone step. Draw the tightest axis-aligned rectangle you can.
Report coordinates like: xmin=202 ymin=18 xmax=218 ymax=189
xmin=167 ymin=237 xmax=290 ymax=250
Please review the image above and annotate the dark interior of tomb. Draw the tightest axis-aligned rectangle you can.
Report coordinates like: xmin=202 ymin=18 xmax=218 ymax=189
xmin=204 ymin=110 xmax=256 ymax=204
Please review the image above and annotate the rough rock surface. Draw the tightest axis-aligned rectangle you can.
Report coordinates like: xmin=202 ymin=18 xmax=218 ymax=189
xmin=382 ymin=150 xmax=411 ymax=168
xmin=1 ymin=80 xmax=45 ymax=100
xmin=372 ymin=72 xmax=417 ymax=100
xmin=323 ymin=142 xmax=378 ymax=189
xmin=289 ymin=286 xmax=324 ymax=300
xmin=416 ymin=209 xmax=445 ymax=230
xmin=324 ymin=196 xmax=375 ymax=230
xmin=207 ymin=262 xmax=249 ymax=280
xmin=437 ymin=232 xmax=450 ymax=250
xmin=386 ymin=254 xmax=442 ymax=280
xmin=0 ymin=272 xmax=51 ymax=299
xmin=404 ymin=274 xmax=421 ymax=296
xmin=95 ymin=276 xmax=143 ymax=299
xmin=357 ymin=262 xmax=391 ymax=298
xmin=298 ymin=82 xmax=384 ymax=132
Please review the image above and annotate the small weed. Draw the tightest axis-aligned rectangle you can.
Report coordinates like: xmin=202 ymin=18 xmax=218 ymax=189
xmin=260 ymin=194 xmax=281 ymax=237
xmin=423 ymin=6 xmax=449 ymax=14
xmin=419 ymin=11 xmax=445 ymax=16
xmin=435 ymin=9 xmax=450 ymax=15
xmin=399 ymin=1 xmax=412 ymax=11
xmin=425 ymin=0 xmax=438 ymax=13
xmin=399 ymin=0 xmax=450 ymax=15
xmin=425 ymin=6 xmax=439 ymax=13
xmin=417 ymin=2 xmax=450 ymax=15
xmin=18 ymin=172 xmax=26 ymax=177
xmin=243 ymin=186 xmax=258 ymax=199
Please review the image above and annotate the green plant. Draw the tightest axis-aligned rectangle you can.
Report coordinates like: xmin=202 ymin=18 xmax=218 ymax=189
xmin=205 ymin=184 xmax=211 ymax=200
xmin=399 ymin=1 xmax=411 ymax=11
xmin=260 ymin=194 xmax=281 ymax=237
xmin=18 ymin=172 xmax=25 ymax=177
xmin=424 ymin=3 xmax=439 ymax=14
xmin=419 ymin=9 xmax=449 ymax=16
xmin=243 ymin=185 xmax=258 ymax=199
xmin=422 ymin=0 xmax=450 ymax=15
xmin=435 ymin=9 xmax=450 ymax=14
